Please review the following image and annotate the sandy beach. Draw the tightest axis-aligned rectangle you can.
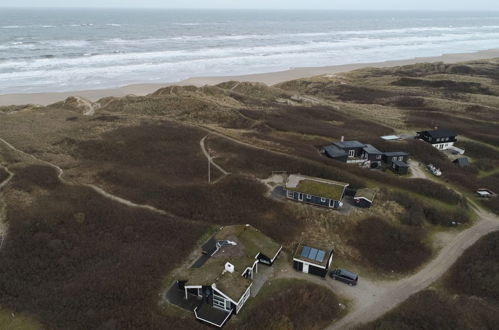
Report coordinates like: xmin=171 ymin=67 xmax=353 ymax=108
xmin=1 ymin=48 xmax=499 ymax=107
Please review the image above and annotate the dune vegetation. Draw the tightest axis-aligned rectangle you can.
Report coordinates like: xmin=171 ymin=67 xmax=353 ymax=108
xmin=0 ymin=58 xmax=498 ymax=328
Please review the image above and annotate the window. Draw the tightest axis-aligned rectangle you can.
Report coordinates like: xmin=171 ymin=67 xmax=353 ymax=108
xmin=213 ymin=293 xmax=228 ymax=310
xmin=348 ymin=149 xmax=355 ymax=157
xmin=321 ymin=197 xmax=326 ymax=203
xmin=287 ymin=190 xmax=293 ymax=198
xmin=376 ymin=155 xmax=382 ymax=160
xmin=306 ymin=194 xmax=311 ymax=199
xmin=398 ymin=156 xmax=403 ymax=161
xmin=392 ymin=156 xmax=397 ymax=161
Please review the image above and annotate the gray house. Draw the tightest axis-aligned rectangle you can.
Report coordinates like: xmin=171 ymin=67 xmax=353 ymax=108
xmin=284 ymin=174 xmax=349 ymax=209
xmin=324 ymin=140 xmax=389 ymax=168
xmin=177 ymin=225 xmax=282 ymax=328
xmin=382 ymin=151 xmax=410 ymax=165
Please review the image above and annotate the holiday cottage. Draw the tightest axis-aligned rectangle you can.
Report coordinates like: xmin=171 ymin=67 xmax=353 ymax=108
xmin=177 ymin=225 xmax=282 ymax=327
xmin=284 ymin=174 xmax=349 ymax=209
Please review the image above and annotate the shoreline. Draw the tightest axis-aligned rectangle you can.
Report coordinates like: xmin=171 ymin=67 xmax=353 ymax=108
xmin=1 ymin=48 xmax=499 ymax=107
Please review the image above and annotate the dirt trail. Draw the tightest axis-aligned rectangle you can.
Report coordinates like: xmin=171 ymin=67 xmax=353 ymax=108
xmin=408 ymin=160 xmax=430 ymax=179
xmin=200 ymin=135 xmax=230 ymax=182
xmin=0 ymin=165 xmax=14 ymax=249
xmin=327 ymin=207 xmax=499 ymax=329
xmin=0 ymin=137 xmax=197 ymax=225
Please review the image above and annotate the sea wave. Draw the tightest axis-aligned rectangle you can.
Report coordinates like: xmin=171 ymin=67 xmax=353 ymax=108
xmin=1 ymin=30 xmax=498 ymax=73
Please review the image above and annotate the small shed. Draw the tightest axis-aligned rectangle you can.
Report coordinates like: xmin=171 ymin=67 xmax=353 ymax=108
xmin=354 ymin=188 xmax=376 ymax=208
xmin=390 ymin=160 xmax=409 ymax=175
xmin=453 ymin=157 xmax=470 ymax=167
xmin=293 ymin=243 xmax=334 ymax=278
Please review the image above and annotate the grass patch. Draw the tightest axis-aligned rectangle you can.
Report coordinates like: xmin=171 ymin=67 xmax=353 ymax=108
xmin=231 ymin=279 xmax=346 ymax=330
xmin=0 ymin=165 xmax=207 ymax=329
xmin=348 ymin=217 xmax=432 ymax=274
xmin=358 ymin=230 xmax=499 ymax=329
xmin=444 ymin=230 xmax=499 ymax=302
xmin=0 ymin=308 xmax=43 ymax=330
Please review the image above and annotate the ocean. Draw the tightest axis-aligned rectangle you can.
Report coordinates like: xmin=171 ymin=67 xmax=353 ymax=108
xmin=1 ymin=9 xmax=499 ymax=94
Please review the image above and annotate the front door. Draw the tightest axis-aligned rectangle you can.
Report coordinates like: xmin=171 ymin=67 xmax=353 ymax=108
xmin=302 ymin=263 xmax=309 ymax=273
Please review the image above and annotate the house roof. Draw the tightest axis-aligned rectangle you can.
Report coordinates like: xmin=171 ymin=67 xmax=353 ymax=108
xmin=181 ymin=225 xmax=281 ymax=302
xmin=285 ymin=174 xmax=349 ymax=201
xmin=362 ymin=144 xmax=383 ymax=154
xmin=324 ymin=145 xmax=347 ymax=158
xmin=453 ymin=157 xmax=470 ymax=167
xmin=392 ymin=160 xmax=409 ymax=167
xmin=420 ymin=129 xmax=457 ymax=138
xmin=383 ymin=151 xmax=409 ymax=157
xmin=293 ymin=242 xmax=333 ymax=267
xmin=333 ymin=140 xmax=366 ymax=149
xmin=214 ymin=225 xmax=282 ymax=260
xmin=354 ymin=188 xmax=377 ymax=203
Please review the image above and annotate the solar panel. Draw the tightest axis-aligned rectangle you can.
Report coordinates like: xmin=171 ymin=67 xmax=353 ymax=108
xmin=308 ymin=248 xmax=318 ymax=260
xmin=316 ymin=250 xmax=326 ymax=262
xmin=300 ymin=246 xmax=311 ymax=258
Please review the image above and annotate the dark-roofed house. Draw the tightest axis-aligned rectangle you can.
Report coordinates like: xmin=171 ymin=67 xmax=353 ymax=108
xmin=354 ymin=188 xmax=377 ymax=208
xmin=391 ymin=160 xmax=409 ymax=175
xmin=284 ymin=174 xmax=349 ymax=209
xmin=382 ymin=151 xmax=410 ymax=165
xmin=417 ymin=129 xmax=458 ymax=150
xmin=453 ymin=157 xmax=470 ymax=167
xmin=293 ymin=243 xmax=334 ymax=277
xmin=362 ymin=144 xmax=384 ymax=168
xmin=324 ymin=140 xmax=391 ymax=168
xmin=324 ymin=140 xmax=366 ymax=163
xmin=177 ymin=225 xmax=282 ymax=328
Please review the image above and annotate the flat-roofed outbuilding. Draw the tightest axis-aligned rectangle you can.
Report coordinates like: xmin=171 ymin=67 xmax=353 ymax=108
xmin=292 ymin=242 xmax=334 ymax=278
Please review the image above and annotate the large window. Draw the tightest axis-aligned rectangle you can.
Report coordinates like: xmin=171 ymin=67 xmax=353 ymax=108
xmin=348 ymin=149 xmax=355 ymax=157
xmin=213 ymin=293 xmax=231 ymax=311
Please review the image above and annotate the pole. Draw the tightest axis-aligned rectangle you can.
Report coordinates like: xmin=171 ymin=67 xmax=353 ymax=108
xmin=208 ymin=157 xmax=211 ymax=183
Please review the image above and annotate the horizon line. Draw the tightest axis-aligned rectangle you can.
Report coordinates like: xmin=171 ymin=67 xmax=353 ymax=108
xmin=1 ymin=7 xmax=499 ymax=11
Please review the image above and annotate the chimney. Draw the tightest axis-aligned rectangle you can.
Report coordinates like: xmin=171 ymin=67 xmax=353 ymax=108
xmin=225 ymin=262 xmax=235 ymax=273
xmin=341 ymin=136 xmax=344 ymax=142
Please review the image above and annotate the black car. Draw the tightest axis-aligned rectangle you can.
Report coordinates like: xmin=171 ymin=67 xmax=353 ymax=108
xmin=329 ymin=268 xmax=358 ymax=286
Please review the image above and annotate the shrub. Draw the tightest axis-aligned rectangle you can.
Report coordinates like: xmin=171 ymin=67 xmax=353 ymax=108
xmin=445 ymin=231 xmax=499 ymax=303
xmin=231 ymin=279 xmax=342 ymax=330
xmin=349 ymin=217 xmax=431 ymax=274
xmin=0 ymin=165 xmax=207 ymax=330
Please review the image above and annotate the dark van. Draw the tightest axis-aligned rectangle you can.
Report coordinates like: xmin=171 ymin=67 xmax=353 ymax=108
xmin=329 ymin=268 xmax=358 ymax=286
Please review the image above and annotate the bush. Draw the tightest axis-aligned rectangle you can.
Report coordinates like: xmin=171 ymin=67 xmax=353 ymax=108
xmin=231 ymin=279 xmax=342 ymax=330
xmin=357 ymin=289 xmax=499 ymax=330
xmin=349 ymin=217 xmax=431 ymax=274
xmin=0 ymin=165 xmax=207 ymax=330
xmin=445 ymin=231 xmax=499 ymax=303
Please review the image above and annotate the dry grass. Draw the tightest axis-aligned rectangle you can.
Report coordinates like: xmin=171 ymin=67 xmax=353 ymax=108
xmin=0 ymin=164 xmax=208 ymax=330
xmin=231 ymin=279 xmax=345 ymax=330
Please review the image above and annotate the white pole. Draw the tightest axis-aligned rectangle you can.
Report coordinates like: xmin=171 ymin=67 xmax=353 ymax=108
xmin=208 ymin=157 xmax=211 ymax=183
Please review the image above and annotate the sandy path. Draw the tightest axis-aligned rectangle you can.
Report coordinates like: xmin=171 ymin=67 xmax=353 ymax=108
xmin=408 ymin=160 xmax=430 ymax=179
xmin=0 ymin=137 xmax=198 ymax=225
xmin=0 ymin=165 xmax=14 ymax=249
xmin=200 ymin=135 xmax=230 ymax=181
xmin=327 ymin=207 xmax=499 ymax=329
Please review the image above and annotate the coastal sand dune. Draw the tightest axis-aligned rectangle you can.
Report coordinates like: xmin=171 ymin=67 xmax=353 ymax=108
xmin=1 ymin=48 xmax=499 ymax=107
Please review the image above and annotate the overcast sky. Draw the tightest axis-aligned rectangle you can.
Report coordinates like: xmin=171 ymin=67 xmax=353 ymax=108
xmin=2 ymin=0 xmax=499 ymax=10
